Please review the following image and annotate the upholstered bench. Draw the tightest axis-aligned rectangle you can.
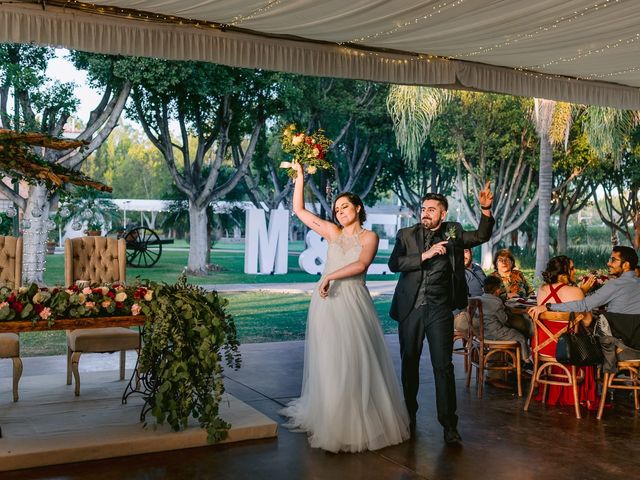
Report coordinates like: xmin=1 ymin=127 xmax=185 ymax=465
xmin=67 ymin=327 xmax=140 ymax=396
xmin=0 ymin=333 xmax=22 ymax=402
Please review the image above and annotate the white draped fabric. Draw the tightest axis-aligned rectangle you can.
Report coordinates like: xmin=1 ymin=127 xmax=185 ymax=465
xmin=2 ymin=1 xmax=640 ymax=108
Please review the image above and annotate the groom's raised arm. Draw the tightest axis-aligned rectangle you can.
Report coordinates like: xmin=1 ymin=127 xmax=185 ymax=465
xmin=461 ymin=214 xmax=495 ymax=248
xmin=388 ymin=230 xmax=422 ymax=273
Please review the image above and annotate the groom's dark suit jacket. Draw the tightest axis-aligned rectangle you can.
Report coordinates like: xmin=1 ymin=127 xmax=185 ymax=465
xmin=388 ymin=215 xmax=495 ymax=321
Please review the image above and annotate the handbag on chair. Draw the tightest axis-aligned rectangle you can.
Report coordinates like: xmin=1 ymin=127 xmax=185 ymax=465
xmin=556 ymin=316 xmax=603 ymax=366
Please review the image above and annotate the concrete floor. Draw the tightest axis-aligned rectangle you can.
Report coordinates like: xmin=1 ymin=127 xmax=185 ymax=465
xmin=1 ymin=336 xmax=640 ymax=479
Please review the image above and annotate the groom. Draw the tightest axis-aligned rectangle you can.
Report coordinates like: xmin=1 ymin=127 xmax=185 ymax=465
xmin=388 ymin=183 xmax=494 ymax=445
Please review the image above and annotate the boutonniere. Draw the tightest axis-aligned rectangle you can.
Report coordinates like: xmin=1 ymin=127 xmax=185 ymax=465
xmin=445 ymin=225 xmax=457 ymax=241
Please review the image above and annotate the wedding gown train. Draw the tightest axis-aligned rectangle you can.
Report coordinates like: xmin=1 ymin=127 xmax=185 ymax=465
xmin=280 ymin=231 xmax=410 ymax=452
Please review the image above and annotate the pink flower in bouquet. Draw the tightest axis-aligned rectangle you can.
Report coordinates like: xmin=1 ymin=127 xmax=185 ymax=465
xmin=131 ymin=303 xmax=142 ymax=316
xmin=85 ymin=301 xmax=95 ymax=309
xmin=101 ymin=300 xmax=112 ymax=308
xmin=82 ymin=287 xmax=92 ymax=295
xmin=39 ymin=307 xmax=51 ymax=320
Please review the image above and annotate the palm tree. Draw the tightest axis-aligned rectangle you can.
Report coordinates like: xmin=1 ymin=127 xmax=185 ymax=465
xmin=386 ymin=85 xmax=451 ymax=166
xmin=531 ymin=99 xmax=557 ymax=279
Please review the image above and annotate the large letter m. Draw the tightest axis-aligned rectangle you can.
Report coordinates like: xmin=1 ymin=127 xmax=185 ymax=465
xmin=244 ymin=208 xmax=289 ymax=274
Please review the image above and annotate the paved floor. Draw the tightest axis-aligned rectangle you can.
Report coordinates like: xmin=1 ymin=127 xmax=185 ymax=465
xmin=2 ymin=336 xmax=640 ymax=479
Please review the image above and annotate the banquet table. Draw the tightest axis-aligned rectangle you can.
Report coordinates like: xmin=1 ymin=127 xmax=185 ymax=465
xmin=0 ymin=315 xmax=145 ymax=333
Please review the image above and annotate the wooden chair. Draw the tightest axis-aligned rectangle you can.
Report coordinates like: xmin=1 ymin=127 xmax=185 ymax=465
xmin=65 ymin=236 xmax=140 ymax=396
xmin=465 ymin=298 xmax=522 ymax=398
xmin=597 ymin=359 xmax=640 ymax=420
xmin=453 ymin=310 xmax=472 ymax=372
xmin=524 ymin=311 xmax=584 ymax=419
xmin=0 ymin=235 xmax=23 ymax=401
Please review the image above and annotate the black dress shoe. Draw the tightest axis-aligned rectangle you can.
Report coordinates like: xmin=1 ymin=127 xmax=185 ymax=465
xmin=443 ymin=428 xmax=462 ymax=445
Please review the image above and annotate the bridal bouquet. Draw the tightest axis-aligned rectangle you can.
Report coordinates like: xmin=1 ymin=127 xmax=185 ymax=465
xmin=279 ymin=124 xmax=332 ymax=178
xmin=581 ymin=271 xmax=608 ymax=291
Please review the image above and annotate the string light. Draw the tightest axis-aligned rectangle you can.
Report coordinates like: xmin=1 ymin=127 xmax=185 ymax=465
xmin=336 ymin=45 xmax=449 ymax=70
xmin=520 ymin=32 xmax=640 ymax=70
xmin=452 ymin=0 xmax=624 ymax=59
xmin=345 ymin=0 xmax=465 ymax=44
xmin=44 ymin=0 xmax=223 ymax=30
xmin=229 ymin=0 xmax=285 ymax=26
xmin=40 ymin=0 xmax=606 ymax=89
xmin=583 ymin=64 xmax=640 ymax=79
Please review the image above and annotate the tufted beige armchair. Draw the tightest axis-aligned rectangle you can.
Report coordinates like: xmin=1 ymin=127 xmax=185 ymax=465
xmin=64 ymin=236 xmax=140 ymax=396
xmin=0 ymin=235 xmax=23 ymax=402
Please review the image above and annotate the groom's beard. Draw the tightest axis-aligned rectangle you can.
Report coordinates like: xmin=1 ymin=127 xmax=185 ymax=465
xmin=421 ymin=216 xmax=443 ymax=230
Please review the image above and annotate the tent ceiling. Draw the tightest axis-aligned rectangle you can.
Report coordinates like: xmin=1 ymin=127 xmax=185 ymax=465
xmin=2 ymin=0 xmax=640 ymax=108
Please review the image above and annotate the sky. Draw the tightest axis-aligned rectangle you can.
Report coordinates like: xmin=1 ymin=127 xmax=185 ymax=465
xmin=46 ymin=49 xmax=107 ymax=122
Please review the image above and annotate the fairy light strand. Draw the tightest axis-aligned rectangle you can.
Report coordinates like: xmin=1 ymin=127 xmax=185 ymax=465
xmin=345 ymin=0 xmax=465 ymax=44
xmin=38 ymin=1 xmax=615 ymax=87
xmin=452 ymin=0 xmax=624 ymax=59
xmin=229 ymin=0 xmax=285 ymax=26
xmin=520 ymin=32 xmax=640 ymax=70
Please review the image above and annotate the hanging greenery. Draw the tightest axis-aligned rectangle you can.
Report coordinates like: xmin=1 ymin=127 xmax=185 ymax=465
xmin=0 ymin=128 xmax=111 ymax=193
xmin=138 ymin=275 xmax=241 ymax=443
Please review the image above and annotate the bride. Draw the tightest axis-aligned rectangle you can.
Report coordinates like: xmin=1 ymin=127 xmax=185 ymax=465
xmin=280 ymin=161 xmax=410 ymax=453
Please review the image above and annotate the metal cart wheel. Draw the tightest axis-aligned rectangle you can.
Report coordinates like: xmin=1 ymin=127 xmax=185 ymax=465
xmin=124 ymin=226 xmax=162 ymax=268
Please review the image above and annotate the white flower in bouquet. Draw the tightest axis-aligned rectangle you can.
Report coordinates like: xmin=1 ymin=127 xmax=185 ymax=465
xmin=279 ymin=124 xmax=332 ymax=178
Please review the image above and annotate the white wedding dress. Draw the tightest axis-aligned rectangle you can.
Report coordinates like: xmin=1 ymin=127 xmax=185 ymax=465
xmin=280 ymin=230 xmax=410 ymax=452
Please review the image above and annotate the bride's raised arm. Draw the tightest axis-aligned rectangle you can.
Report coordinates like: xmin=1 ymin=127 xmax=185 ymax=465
xmin=292 ymin=161 xmax=340 ymax=241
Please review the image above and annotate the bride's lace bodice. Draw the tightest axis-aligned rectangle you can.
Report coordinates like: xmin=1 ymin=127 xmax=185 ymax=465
xmin=323 ymin=230 xmax=365 ymax=282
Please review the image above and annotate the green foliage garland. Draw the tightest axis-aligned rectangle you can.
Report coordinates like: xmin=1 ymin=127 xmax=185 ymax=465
xmin=138 ymin=275 xmax=241 ymax=443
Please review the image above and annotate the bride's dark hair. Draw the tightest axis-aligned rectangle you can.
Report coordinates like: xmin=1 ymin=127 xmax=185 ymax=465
xmin=541 ymin=255 xmax=572 ymax=284
xmin=332 ymin=192 xmax=367 ymax=224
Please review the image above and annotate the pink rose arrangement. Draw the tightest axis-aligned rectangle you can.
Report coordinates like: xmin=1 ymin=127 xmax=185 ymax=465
xmin=0 ymin=283 xmax=155 ymax=324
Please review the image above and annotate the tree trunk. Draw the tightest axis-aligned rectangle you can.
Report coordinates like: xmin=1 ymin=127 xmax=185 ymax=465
xmin=535 ymin=133 xmax=553 ymax=279
xmin=557 ymin=204 xmax=570 ymax=254
xmin=187 ymin=201 xmax=209 ymax=275
xmin=481 ymin=240 xmax=495 ymax=271
xmin=22 ymin=184 xmax=51 ymax=285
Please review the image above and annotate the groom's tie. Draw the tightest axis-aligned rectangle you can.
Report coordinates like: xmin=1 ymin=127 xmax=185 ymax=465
xmin=423 ymin=228 xmax=435 ymax=252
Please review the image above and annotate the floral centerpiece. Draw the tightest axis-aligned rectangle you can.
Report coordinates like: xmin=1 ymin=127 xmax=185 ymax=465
xmin=279 ymin=124 xmax=332 ymax=177
xmin=0 ymin=283 xmax=143 ymax=323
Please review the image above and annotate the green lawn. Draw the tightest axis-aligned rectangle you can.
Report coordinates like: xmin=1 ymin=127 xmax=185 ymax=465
xmin=227 ymin=292 xmax=397 ymax=343
xmin=43 ymin=248 xmax=398 ymax=286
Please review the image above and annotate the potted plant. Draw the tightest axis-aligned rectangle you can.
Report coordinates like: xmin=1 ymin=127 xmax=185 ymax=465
xmin=46 ymin=232 xmax=58 ymax=254
xmin=85 ymin=220 xmax=103 ymax=236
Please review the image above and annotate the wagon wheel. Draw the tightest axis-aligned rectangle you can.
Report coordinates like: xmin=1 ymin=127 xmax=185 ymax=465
xmin=124 ymin=226 xmax=162 ymax=268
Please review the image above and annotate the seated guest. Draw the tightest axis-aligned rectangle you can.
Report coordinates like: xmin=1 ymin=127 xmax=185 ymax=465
xmin=454 ymin=248 xmax=487 ymax=333
xmin=476 ymin=276 xmax=530 ymax=362
xmin=490 ymin=249 xmax=534 ymax=300
xmin=531 ymin=246 xmax=640 ymax=371
xmin=528 ymin=255 xmax=597 ymax=407
xmin=465 ymin=248 xmax=486 ymax=297
xmin=490 ymin=249 xmax=534 ymax=337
